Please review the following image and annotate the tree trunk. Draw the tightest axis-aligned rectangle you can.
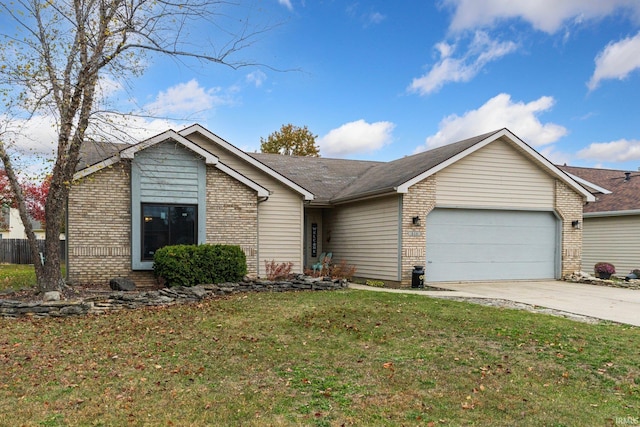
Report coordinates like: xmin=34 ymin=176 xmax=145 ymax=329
xmin=36 ymin=145 xmax=74 ymax=293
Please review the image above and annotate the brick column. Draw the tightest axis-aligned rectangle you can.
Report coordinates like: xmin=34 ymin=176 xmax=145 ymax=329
xmin=400 ymin=175 xmax=436 ymax=284
xmin=554 ymin=180 xmax=584 ymax=276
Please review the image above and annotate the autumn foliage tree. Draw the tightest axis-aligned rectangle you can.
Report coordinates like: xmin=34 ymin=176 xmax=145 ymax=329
xmin=0 ymin=170 xmax=49 ymax=227
xmin=0 ymin=0 xmax=272 ymax=293
xmin=260 ymin=124 xmax=320 ymax=157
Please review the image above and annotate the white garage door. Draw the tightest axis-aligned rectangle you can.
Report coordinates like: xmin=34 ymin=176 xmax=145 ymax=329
xmin=425 ymin=208 xmax=558 ymax=282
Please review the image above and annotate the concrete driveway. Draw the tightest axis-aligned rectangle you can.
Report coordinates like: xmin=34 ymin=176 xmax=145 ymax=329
xmin=350 ymin=281 xmax=640 ymax=326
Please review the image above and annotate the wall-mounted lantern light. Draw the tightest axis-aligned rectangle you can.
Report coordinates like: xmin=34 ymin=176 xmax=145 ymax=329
xmin=571 ymin=220 xmax=581 ymax=229
xmin=412 ymin=216 xmax=421 ymax=226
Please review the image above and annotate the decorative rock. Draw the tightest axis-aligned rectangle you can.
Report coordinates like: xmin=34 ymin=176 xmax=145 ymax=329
xmin=60 ymin=305 xmax=86 ymax=315
xmin=1 ymin=276 xmax=348 ymax=318
xmin=43 ymin=291 xmax=61 ymax=302
xmin=109 ymin=277 xmax=137 ymax=291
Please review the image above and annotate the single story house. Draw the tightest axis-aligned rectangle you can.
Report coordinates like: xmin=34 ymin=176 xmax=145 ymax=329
xmin=67 ymin=125 xmax=593 ymax=287
xmin=559 ymin=165 xmax=640 ymax=276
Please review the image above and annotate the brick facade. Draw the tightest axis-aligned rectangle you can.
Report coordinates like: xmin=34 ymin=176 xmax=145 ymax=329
xmin=554 ymin=179 xmax=584 ymax=276
xmin=400 ymin=176 xmax=436 ymax=284
xmin=205 ymin=167 xmax=258 ymax=275
xmin=68 ymin=163 xmax=135 ymax=285
xmin=68 ymin=163 xmax=260 ymax=287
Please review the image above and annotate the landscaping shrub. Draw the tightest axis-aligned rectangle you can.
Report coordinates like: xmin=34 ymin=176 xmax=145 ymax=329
xmin=154 ymin=244 xmax=247 ymax=287
xmin=329 ymin=259 xmax=357 ymax=280
xmin=264 ymin=260 xmax=294 ymax=281
xmin=594 ymin=262 xmax=615 ymax=275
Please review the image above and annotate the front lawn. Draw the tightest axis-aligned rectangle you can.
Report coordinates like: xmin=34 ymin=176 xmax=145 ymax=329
xmin=1 ymin=289 xmax=638 ymax=426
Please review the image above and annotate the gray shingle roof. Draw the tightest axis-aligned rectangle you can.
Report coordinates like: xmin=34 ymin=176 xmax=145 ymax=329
xmin=558 ymin=165 xmax=640 ymax=213
xmin=331 ymin=130 xmax=501 ymax=202
xmin=252 ymin=129 xmax=502 ymax=203
xmin=248 ymin=153 xmax=383 ymax=204
xmin=76 ymin=141 xmax=128 ymax=171
xmin=77 ymin=128 xmax=505 ymax=204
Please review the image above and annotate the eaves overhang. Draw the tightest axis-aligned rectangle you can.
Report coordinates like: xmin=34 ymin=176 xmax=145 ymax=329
xmin=179 ymin=124 xmax=315 ymax=201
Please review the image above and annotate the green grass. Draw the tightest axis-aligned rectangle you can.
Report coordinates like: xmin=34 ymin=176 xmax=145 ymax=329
xmin=1 ymin=289 xmax=639 ymax=426
xmin=0 ymin=264 xmax=66 ymax=291
xmin=0 ymin=264 xmax=39 ymax=290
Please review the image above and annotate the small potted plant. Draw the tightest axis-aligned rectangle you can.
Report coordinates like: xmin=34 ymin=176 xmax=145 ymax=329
xmin=594 ymin=262 xmax=615 ymax=279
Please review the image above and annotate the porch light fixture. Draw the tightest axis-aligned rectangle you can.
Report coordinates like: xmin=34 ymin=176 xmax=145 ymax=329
xmin=412 ymin=216 xmax=421 ymax=226
xmin=572 ymin=220 xmax=581 ymax=229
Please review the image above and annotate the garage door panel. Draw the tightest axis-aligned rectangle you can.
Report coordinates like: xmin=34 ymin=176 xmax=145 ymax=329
xmin=426 ymin=209 xmax=558 ymax=281
xmin=430 ymin=243 xmax=553 ymax=263
xmin=428 ymin=225 xmax=549 ymax=245
xmin=429 ymin=261 xmax=554 ymax=281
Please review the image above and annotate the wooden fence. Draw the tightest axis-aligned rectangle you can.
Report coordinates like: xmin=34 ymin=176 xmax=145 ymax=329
xmin=0 ymin=239 xmax=66 ymax=264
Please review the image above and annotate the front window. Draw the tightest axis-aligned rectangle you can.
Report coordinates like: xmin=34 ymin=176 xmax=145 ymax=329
xmin=142 ymin=204 xmax=197 ymax=260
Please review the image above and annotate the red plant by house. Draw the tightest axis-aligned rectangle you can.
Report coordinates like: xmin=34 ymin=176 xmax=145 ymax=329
xmin=264 ymin=260 xmax=294 ymax=281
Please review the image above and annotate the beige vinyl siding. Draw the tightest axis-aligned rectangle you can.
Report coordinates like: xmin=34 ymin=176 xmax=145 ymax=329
xmin=436 ymin=138 xmax=555 ymax=208
xmin=325 ymin=196 xmax=399 ymax=281
xmin=257 ymin=190 xmax=303 ymax=273
xmin=186 ymin=133 xmax=304 ymax=274
xmin=583 ymin=215 xmax=640 ymax=275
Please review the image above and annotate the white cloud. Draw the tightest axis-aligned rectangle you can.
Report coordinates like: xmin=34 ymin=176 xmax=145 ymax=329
xmin=246 ymin=70 xmax=267 ymax=88
xmin=416 ymin=93 xmax=567 ymax=151
xmin=367 ymin=12 xmax=386 ymax=26
xmin=577 ymin=139 xmax=640 ymax=162
xmin=1 ymin=114 xmax=58 ymax=156
xmin=409 ymin=31 xmax=518 ymax=95
xmin=444 ymin=0 xmax=640 ymax=33
xmin=144 ymin=79 xmax=234 ymax=116
xmin=278 ymin=0 xmax=293 ymax=11
xmin=588 ymin=32 xmax=640 ymax=90
xmin=318 ymin=119 xmax=395 ymax=157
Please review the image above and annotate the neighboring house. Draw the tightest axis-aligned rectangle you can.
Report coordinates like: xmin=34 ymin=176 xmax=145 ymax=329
xmin=559 ymin=165 xmax=640 ymax=276
xmin=0 ymin=207 xmax=45 ymax=240
xmin=68 ymin=125 xmax=593 ymax=287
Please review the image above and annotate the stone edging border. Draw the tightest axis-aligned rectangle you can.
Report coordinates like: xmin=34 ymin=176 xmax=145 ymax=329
xmin=563 ymin=272 xmax=640 ymax=290
xmin=0 ymin=277 xmax=348 ymax=319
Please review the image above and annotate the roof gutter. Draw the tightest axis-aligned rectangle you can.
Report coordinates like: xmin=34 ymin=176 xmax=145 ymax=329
xmin=330 ymin=187 xmax=399 ymax=205
xmin=584 ymin=209 xmax=640 ymax=218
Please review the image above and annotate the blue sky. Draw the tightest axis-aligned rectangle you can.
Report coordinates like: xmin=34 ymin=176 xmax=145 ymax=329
xmin=6 ymin=0 xmax=640 ymax=171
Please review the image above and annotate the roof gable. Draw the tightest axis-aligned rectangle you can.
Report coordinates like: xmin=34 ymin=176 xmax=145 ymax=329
xmin=330 ymin=130 xmax=501 ymax=202
xmin=73 ymin=129 xmax=270 ymax=198
xmin=179 ymin=124 xmax=314 ymax=201
xmin=327 ymin=128 xmax=594 ymax=203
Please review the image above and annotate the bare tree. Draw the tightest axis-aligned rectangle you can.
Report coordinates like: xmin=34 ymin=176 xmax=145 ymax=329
xmin=0 ymin=0 xmax=272 ymax=293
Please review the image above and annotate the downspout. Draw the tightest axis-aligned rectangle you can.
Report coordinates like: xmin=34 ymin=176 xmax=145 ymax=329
xmin=256 ymin=195 xmax=269 ymax=277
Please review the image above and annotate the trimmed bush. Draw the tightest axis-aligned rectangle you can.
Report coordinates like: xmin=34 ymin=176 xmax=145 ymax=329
xmin=154 ymin=244 xmax=247 ymax=287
